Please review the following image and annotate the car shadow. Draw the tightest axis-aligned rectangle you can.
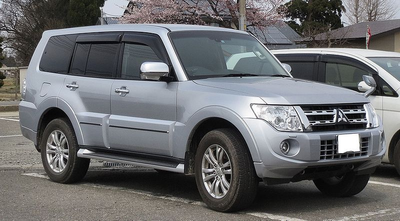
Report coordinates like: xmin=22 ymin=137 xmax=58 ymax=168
xmin=372 ymin=164 xmax=400 ymax=180
xmin=81 ymin=166 xmax=388 ymax=215
xmin=83 ymin=167 xmax=202 ymax=202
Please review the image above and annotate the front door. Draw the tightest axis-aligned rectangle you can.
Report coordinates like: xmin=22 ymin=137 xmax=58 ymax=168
xmin=108 ymin=33 xmax=177 ymax=156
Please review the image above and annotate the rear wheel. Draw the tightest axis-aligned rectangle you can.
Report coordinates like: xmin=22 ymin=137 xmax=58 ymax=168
xmin=394 ymin=140 xmax=400 ymax=175
xmin=194 ymin=128 xmax=258 ymax=212
xmin=40 ymin=118 xmax=90 ymax=183
xmin=313 ymin=172 xmax=370 ymax=197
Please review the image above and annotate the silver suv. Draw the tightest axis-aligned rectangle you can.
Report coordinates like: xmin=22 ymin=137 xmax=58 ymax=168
xmin=20 ymin=24 xmax=385 ymax=212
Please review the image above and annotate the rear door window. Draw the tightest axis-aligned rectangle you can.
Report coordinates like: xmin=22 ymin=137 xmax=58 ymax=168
xmin=70 ymin=44 xmax=90 ymax=75
xmin=70 ymin=43 xmax=119 ymax=78
xmin=86 ymin=44 xmax=119 ymax=78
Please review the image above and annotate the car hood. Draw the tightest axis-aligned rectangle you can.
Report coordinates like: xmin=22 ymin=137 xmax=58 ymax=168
xmin=193 ymin=77 xmax=368 ymax=105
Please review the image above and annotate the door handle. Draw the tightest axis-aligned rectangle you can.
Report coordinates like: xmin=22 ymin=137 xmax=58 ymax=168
xmin=66 ymin=82 xmax=79 ymax=90
xmin=115 ymin=87 xmax=130 ymax=95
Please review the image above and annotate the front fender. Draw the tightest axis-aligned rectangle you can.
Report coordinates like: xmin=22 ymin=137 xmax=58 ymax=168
xmin=173 ymin=106 xmax=262 ymax=162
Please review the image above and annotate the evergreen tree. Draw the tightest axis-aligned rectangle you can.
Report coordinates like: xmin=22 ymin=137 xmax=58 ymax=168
xmin=68 ymin=0 xmax=104 ymax=27
xmin=280 ymin=0 xmax=345 ymax=37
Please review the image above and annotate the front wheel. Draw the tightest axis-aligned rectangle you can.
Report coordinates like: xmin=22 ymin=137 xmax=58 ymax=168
xmin=40 ymin=118 xmax=90 ymax=183
xmin=313 ymin=172 xmax=370 ymax=197
xmin=194 ymin=128 xmax=258 ymax=212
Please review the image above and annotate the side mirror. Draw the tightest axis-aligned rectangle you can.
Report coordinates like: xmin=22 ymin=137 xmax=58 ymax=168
xmin=140 ymin=62 xmax=170 ymax=81
xmin=360 ymin=75 xmax=377 ymax=97
xmin=281 ymin=63 xmax=292 ymax=73
xmin=357 ymin=81 xmax=371 ymax=92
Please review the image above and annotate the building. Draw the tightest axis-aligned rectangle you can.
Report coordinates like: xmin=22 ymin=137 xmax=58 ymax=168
xmin=248 ymin=21 xmax=303 ymax=50
xmin=313 ymin=19 xmax=400 ymax=52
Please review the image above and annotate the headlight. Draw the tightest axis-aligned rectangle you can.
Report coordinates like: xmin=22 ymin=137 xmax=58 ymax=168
xmin=364 ymin=103 xmax=379 ymax=128
xmin=252 ymin=105 xmax=303 ymax=132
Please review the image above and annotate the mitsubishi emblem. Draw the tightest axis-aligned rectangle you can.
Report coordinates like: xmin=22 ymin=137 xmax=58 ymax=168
xmin=333 ymin=109 xmax=349 ymax=123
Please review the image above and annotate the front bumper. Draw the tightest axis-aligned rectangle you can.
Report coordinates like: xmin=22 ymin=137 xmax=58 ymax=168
xmin=244 ymin=119 xmax=386 ymax=184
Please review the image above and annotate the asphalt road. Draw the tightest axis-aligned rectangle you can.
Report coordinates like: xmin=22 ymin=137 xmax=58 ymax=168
xmin=1 ymin=111 xmax=400 ymax=220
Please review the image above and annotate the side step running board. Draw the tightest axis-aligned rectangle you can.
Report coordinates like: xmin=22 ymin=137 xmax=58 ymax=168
xmin=77 ymin=149 xmax=185 ymax=173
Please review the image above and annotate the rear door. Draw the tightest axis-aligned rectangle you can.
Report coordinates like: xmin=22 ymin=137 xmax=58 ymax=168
xmin=60 ymin=33 xmax=121 ymax=148
xmin=108 ymin=33 xmax=177 ymax=156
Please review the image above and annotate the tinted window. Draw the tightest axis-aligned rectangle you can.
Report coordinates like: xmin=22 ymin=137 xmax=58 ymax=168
xmin=325 ymin=63 xmax=370 ymax=90
xmin=39 ymin=35 xmax=77 ymax=73
xmin=283 ymin=62 xmax=315 ymax=80
xmin=86 ymin=44 xmax=119 ymax=77
xmin=70 ymin=44 xmax=90 ymax=75
xmin=121 ymin=43 xmax=162 ymax=79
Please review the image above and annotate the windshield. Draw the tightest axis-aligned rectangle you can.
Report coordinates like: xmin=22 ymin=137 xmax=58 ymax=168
xmin=169 ymin=31 xmax=289 ymax=80
xmin=368 ymin=57 xmax=400 ymax=81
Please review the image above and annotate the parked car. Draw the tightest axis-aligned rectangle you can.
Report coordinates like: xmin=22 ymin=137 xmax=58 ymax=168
xmin=20 ymin=25 xmax=385 ymax=212
xmin=273 ymin=48 xmax=400 ymax=175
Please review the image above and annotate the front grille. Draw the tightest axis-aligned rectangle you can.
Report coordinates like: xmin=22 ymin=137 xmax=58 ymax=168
xmin=320 ymin=137 xmax=369 ymax=160
xmin=301 ymin=104 xmax=367 ymax=131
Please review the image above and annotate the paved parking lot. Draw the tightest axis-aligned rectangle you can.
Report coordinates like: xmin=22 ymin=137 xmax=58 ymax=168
xmin=1 ymin=111 xmax=400 ymax=220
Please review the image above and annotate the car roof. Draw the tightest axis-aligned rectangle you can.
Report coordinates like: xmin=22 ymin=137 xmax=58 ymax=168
xmin=42 ymin=24 xmax=246 ymax=37
xmin=272 ymin=48 xmax=400 ymax=58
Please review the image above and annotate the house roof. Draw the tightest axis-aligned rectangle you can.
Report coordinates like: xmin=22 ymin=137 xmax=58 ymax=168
xmin=248 ymin=21 xmax=301 ymax=45
xmin=316 ymin=19 xmax=400 ymax=40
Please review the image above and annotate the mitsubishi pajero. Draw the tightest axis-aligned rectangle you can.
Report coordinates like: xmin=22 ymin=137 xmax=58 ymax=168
xmin=20 ymin=24 xmax=385 ymax=212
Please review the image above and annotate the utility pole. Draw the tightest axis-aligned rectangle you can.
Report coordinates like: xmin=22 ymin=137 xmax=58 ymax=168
xmin=239 ymin=0 xmax=246 ymax=31
xmin=100 ymin=6 xmax=104 ymax=25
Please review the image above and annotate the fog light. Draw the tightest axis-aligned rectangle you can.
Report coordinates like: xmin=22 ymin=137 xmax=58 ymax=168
xmin=280 ymin=141 xmax=290 ymax=155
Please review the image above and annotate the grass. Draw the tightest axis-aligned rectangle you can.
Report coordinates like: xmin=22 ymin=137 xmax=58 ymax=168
xmin=0 ymin=77 xmax=20 ymax=101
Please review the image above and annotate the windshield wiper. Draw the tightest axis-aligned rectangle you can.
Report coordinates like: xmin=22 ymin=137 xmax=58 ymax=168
xmin=223 ymin=73 xmax=259 ymax=77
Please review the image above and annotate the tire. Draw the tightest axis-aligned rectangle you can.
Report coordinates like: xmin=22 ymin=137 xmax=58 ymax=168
xmin=194 ymin=128 xmax=258 ymax=212
xmin=313 ymin=172 xmax=370 ymax=197
xmin=40 ymin=118 xmax=90 ymax=183
xmin=394 ymin=140 xmax=400 ymax=175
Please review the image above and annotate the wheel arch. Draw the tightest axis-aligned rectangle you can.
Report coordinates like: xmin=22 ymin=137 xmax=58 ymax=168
xmin=36 ymin=108 xmax=70 ymax=152
xmin=36 ymin=100 xmax=84 ymax=151
xmin=183 ymin=108 xmax=260 ymax=175
xmin=388 ymin=129 xmax=400 ymax=164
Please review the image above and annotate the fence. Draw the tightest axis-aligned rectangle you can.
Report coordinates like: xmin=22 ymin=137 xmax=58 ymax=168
xmin=0 ymin=67 xmax=27 ymax=101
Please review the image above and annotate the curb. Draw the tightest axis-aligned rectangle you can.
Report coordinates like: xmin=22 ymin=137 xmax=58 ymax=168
xmin=0 ymin=105 xmax=19 ymax=112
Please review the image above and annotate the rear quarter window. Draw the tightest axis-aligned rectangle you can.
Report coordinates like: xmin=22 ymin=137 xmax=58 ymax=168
xmin=39 ymin=35 xmax=77 ymax=74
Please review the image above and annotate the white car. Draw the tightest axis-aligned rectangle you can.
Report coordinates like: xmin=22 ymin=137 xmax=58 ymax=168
xmin=273 ymin=48 xmax=400 ymax=175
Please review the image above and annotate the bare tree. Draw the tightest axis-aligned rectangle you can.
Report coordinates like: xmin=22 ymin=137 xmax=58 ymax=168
xmin=345 ymin=0 xmax=363 ymax=24
xmin=0 ymin=0 xmax=102 ymax=66
xmin=344 ymin=0 xmax=397 ymax=24
xmin=0 ymin=0 xmax=68 ymax=65
xmin=120 ymin=0 xmax=284 ymax=29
